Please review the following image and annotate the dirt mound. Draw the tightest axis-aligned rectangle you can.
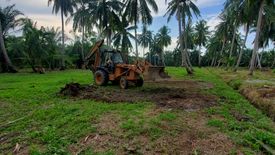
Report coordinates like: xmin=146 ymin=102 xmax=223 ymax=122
xmin=60 ymin=83 xmax=83 ymax=96
xmin=59 ymin=80 xmax=217 ymax=111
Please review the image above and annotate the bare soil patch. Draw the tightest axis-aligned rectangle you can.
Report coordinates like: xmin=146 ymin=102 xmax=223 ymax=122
xmin=59 ymin=80 xmax=217 ymax=111
xmin=69 ymin=111 xmax=239 ymax=155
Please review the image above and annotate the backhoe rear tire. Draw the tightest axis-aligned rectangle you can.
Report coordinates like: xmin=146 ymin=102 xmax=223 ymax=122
xmin=94 ymin=70 xmax=108 ymax=86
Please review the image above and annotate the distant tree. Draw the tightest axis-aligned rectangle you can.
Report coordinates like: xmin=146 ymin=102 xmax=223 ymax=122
xmin=22 ymin=19 xmax=60 ymax=72
xmin=91 ymin=0 xmax=123 ymax=46
xmin=149 ymin=36 xmax=162 ymax=65
xmin=155 ymin=26 xmax=171 ymax=66
xmin=68 ymin=0 xmax=91 ymax=61
xmin=124 ymin=0 xmax=158 ymax=59
xmin=138 ymin=25 xmax=153 ymax=58
xmin=166 ymin=0 xmax=200 ymax=74
xmin=194 ymin=20 xmax=209 ymax=67
xmin=215 ymin=13 xmax=233 ymax=67
xmin=112 ymin=14 xmax=136 ymax=59
xmin=48 ymin=0 xmax=76 ymax=69
xmin=0 ymin=5 xmax=23 ymax=73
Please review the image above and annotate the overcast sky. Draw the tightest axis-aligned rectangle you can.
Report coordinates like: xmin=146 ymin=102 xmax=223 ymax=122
xmin=1 ymin=0 xmax=263 ymax=54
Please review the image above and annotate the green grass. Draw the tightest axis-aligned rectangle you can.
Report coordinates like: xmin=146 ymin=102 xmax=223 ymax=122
xmin=1 ymin=68 xmax=275 ymax=154
xmin=183 ymin=68 xmax=275 ymax=154
xmin=0 ymin=70 xmax=151 ymax=154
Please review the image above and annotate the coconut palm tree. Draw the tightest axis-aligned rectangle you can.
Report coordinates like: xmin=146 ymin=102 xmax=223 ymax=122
xmin=138 ymin=25 xmax=153 ymax=58
xmin=249 ymin=0 xmax=274 ymax=75
xmin=234 ymin=1 xmax=256 ymax=71
xmin=165 ymin=0 xmax=200 ymax=74
xmin=112 ymin=14 xmax=136 ymax=58
xmin=224 ymin=0 xmax=245 ymax=65
xmin=68 ymin=0 xmax=90 ymax=61
xmin=215 ymin=13 xmax=233 ymax=67
xmin=194 ymin=20 xmax=209 ymax=67
xmin=155 ymin=26 xmax=171 ymax=66
xmin=0 ymin=5 xmax=23 ymax=73
xmin=48 ymin=0 xmax=76 ymax=69
xmin=124 ymin=0 xmax=158 ymax=59
xmin=91 ymin=0 xmax=123 ymax=46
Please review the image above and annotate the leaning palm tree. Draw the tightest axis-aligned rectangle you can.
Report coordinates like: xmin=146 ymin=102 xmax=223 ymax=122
xmin=138 ymin=25 xmax=153 ymax=58
xmin=124 ymin=0 xmax=158 ymax=59
xmin=194 ymin=20 xmax=209 ymax=67
xmin=48 ymin=0 xmax=76 ymax=69
xmin=165 ymin=0 xmax=200 ymax=74
xmin=234 ymin=0 xmax=256 ymax=71
xmin=155 ymin=26 xmax=171 ymax=66
xmin=249 ymin=0 xmax=274 ymax=75
xmin=0 ymin=5 xmax=23 ymax=73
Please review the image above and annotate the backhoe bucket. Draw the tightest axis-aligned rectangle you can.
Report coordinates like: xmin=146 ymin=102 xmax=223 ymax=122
xmin=143 ymin=66 xmax=170 ymax=81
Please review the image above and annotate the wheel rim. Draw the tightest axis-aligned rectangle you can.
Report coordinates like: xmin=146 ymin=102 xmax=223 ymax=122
xmin=120 ymin=79 xmax=126 ymax=88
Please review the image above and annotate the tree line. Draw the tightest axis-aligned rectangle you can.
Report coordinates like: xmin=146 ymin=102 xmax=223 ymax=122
xmin=0 ymin=0 xmax=274 ymax=75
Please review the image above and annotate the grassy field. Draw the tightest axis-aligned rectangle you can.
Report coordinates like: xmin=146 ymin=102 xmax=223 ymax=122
xmin=0 ymin=68 xmax=275 ymax=154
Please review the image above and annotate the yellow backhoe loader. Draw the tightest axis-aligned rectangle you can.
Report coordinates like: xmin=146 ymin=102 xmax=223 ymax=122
xmin=84 ymin=40 xmax=170 ymax=89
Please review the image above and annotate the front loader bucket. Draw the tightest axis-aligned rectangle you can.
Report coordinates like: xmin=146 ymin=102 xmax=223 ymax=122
xmin=143 ymin=66 xmax=170 ymax=81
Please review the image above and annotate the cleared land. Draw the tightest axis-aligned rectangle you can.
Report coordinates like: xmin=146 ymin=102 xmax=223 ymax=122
xmin=0 ymin=68 xmax=275 ymax=154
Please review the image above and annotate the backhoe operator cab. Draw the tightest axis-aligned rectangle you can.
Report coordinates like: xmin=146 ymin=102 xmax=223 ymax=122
xmin=85 ymin=40 xmax=144 ymax=89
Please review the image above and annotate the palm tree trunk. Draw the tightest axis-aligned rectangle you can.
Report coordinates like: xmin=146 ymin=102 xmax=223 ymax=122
xmin=217 ymin=38 xmax=226 ymax=67
xmin=183 ymin=16 xmax=193 ymax=71
xmin=143 ymin=47 xmax=145 ymax=58
xmin=227 ymin=22 xmax=237 ymax=68
xmin=161 ymin=48 xmax=165 ymax=66
xmin=60 ymin=7 xmax=65 ymax=70
xmin=178 ymin=12 xmax=192 ymax=74
xmin=198 ymin=46 xmax=201 ymax=67
xmin=0 ymin=20 xmax=17 ymax=73
xmin=135 ymin=20 xmax=138 ymax=59
xmin=256 ymin=51 xmax=262 ymax=69
xmin=249 ymin=1 xmax=264 ymax=75
xmin=234 ymin=24 xmax=249 ymax=72
xmin=81 ymin=24 xmax=85 ymax=61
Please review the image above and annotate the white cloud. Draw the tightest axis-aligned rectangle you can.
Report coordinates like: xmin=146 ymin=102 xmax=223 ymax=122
xmin=152 ymin=0 xmax=224 ymax=17
xmin=205 ymin=13 xmax=221 ymax=31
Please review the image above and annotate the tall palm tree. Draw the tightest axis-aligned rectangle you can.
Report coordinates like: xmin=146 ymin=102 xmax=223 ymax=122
xmin=206 ymin=35 xmax=222 ymax=66
xmin=138 ymin=25 xmax=153 ymax=58
xmin=92 ymin=0 xmax=123 ymax=46
xmin=0 ymin=5 xmax=23 ymax=73
xmin=124 ymin=0 xmax=158 ymax=59
xmin=215 ymin=13 xmax=232 ymax=67
xmin=165 ymin=0 xmax=200 ymax=74
xmin=194 ymin=20 xmax=209 ymax=67
xmin=234 ymin=0 xmax=256 ymax=71
xmin=68 ymin=0 xmax=89 ymax=61
xmin=249 ymin=0 xmax=274 ymax=75
xmin=48 ymin=0 xmax=76 ymax=69
xmin=112 ymin=15 xmax=136 ymax=58
xmin=224 ymin=0 xmax=244 ymax=65
xmin=155 ymin=26 xmax=171 ymax=66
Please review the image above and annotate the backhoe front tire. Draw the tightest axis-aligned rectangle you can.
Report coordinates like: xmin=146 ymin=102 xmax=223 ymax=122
xmin=94 ymin=70 xmax=108 ymax=86
xmin=136 ymin=78 xmax=144 ymax=87
xmin=120 ymin=77 xmax=128 ymax=89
